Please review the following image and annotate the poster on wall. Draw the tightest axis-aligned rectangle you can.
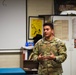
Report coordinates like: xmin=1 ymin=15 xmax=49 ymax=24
xmin=28 ymin=16 xmax=44 ymax=40
xmin=74 ymin=39 xmax=76 ymax=48
xmin=53 ymin=20 xmax=69 ymax=40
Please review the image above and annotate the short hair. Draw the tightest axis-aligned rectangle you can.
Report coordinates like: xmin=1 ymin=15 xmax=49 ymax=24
xmin=43 ymin=22 xmax=54 ymax=29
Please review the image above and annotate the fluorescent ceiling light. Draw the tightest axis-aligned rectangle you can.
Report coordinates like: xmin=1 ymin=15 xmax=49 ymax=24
xmin=60 ymin=10 xmax=76 ymax=15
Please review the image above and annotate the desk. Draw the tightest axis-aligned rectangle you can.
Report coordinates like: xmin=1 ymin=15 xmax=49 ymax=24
xmin=24 ymin=69 xmax=38 ymax=75
xmin=0 ymin=68 xmax=26 ymax=75
xmin=23 ymin=60 xmax=38 ymax=75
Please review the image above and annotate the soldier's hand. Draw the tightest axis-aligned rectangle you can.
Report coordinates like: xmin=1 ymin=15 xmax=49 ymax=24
xmin=38 ymin=53 xmax=45 ymax=60
xmin=46 ymin=52 xmax=56 ymax=60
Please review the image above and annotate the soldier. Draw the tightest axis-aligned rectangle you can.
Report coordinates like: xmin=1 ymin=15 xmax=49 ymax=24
xmin=29 ymin=23 xmax=67 ymax=75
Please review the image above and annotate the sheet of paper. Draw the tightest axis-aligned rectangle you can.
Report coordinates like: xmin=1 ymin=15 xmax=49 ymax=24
xmin=54 ymin=20 xmax=69 ymax=40
xmin=72 ymin=18 xmax=76 ymax=39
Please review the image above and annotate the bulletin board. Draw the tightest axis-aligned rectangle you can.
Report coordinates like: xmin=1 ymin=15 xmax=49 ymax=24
xmin=28 ymin=16 xmax=44 ymax=40
xmin=53 ymin=20 xmax=69 ymax=40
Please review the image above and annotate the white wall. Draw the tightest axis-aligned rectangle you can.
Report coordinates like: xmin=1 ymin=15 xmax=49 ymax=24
xmin=0 ymin=52 xmax=20 ymax=68
xmin=27 ymin=0 xmax=53 ymax=16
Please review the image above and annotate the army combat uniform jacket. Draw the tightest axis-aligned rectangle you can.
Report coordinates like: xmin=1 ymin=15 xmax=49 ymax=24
xmin=29 ymin=37 xmax=67 ymax=75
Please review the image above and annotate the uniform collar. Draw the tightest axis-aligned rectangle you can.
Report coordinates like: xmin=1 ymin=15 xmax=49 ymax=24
xmin=42 ymin=37 xmax=56 ymax=43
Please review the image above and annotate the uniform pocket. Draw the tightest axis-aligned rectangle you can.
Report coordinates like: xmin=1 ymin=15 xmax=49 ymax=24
xmin=51 ymin=60 xmax=61 ymax=68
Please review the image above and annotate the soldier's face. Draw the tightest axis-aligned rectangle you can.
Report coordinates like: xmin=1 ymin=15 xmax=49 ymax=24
xmin=43 ymin=26 xmax=53 ymax=38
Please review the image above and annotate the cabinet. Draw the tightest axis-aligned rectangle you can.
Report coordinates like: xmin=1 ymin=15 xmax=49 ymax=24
xmin=20 ymin=47 xmax=38 ymax=75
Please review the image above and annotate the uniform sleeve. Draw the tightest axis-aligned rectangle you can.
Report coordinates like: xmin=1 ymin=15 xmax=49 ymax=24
xmin=29 ymin=43 xmax=39 ymax=61
xmin=55 ymin=42 xmax=67 ymax=63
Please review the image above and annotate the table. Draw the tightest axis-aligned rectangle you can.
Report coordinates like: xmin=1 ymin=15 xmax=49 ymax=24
xmin=0 ymin=68 xmax=26 ymax=75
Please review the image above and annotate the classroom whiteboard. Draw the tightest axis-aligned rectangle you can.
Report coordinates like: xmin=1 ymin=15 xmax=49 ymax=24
xmin=0 ymin=0 xmax=26 ymax=49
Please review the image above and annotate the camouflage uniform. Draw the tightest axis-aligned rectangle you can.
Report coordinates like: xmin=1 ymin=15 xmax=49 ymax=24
xmin=29 ymin=37 xmax=67 ymax=75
